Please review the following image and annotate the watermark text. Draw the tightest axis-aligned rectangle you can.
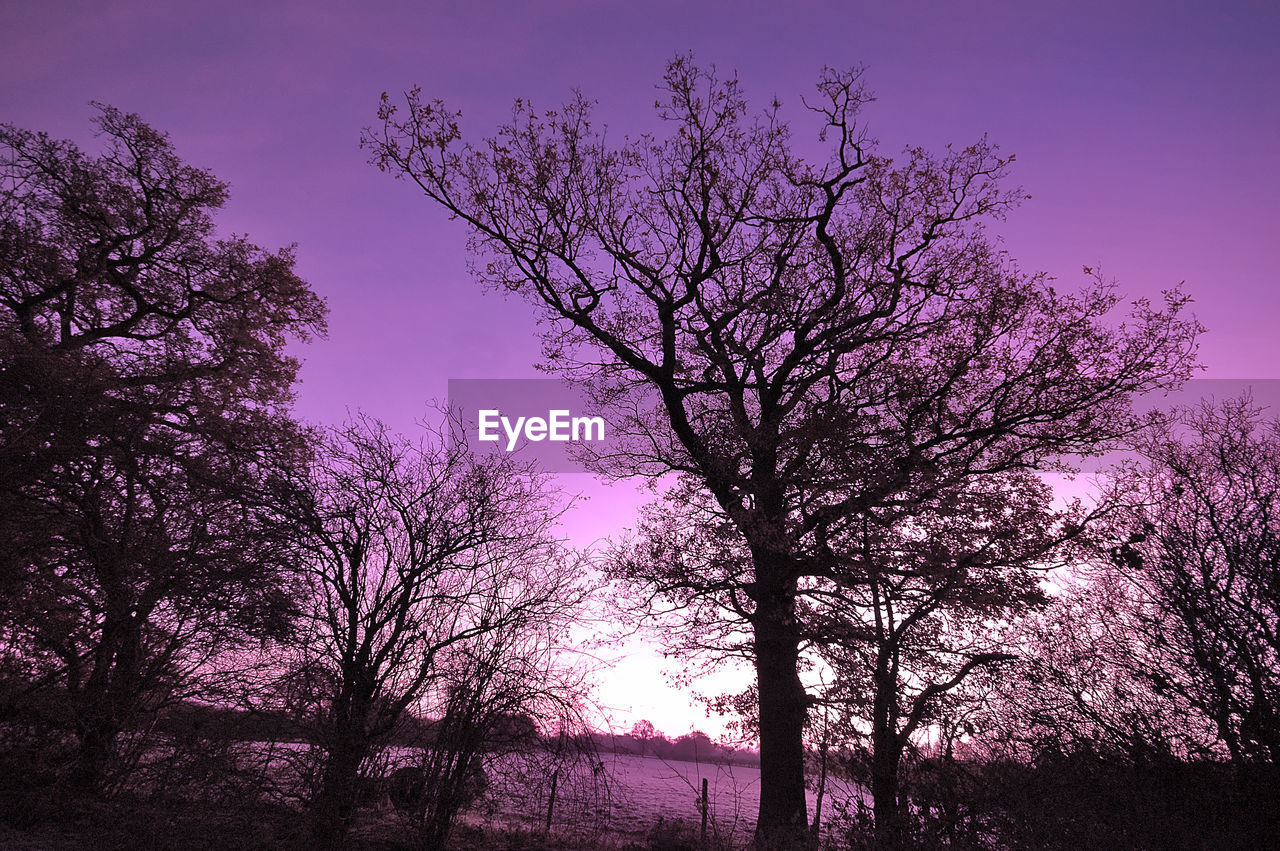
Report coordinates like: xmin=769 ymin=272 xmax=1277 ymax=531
xmin=477 ymin=409 xmax=606 ymax=451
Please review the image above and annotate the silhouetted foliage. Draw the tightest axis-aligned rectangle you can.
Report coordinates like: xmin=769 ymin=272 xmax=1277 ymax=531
xmin=979 ymin=398 xmax=1280 ymax=774
xmin=813 ymin=473 xmax=1085 ymax=846
xmin=904 ymin=398 xmax=1280 ymax=849
xmin=977 ymin=572 xmax=1221 ymax=766
xmin=1100 ymin=396 xmax=1280 ymax=764
xmin=367 ymin=55 xmax=1199 ymax=847
xmin=263 ymin=414 xmax=590 ymax=850
xmin=0 ymin=106 xmax=326 ymax=795
xmin=624 ymin=470 xmax=1087 ymax=847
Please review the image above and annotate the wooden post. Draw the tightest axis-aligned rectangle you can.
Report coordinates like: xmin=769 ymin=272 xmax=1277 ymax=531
xmin=545 ymin=768 xmax=559 ymax=834
xmin=812 ymin=737 xmax=828 ymax=841
xmin=700 ymin=777 xmax=709 ymax=849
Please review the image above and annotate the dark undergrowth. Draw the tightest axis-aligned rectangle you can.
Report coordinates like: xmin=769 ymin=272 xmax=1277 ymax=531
xmin=0 ymin=790 xmax=708 ymax=851
xmin=3 ymin=755 xmax=1278 ymax=850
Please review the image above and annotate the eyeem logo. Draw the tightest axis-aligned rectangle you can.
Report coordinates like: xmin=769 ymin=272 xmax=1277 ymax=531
xmin=478 ymin=409 xmax=606 ymax=451
xmin=448 ymin=378 xmax=638 ymax=472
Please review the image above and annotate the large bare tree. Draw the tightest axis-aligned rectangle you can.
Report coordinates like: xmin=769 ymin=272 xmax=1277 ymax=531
xmin=279 ymin=414 xmax=587 ymax=850
xmin=366 ymin=57 xmax=1199 ymax=846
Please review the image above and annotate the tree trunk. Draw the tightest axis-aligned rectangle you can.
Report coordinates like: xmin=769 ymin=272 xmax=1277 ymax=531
xmin=871 ymin=664 xmax=905 ymax=849
xmin=871 ymin=730 xmax=904 ymax=849
xmin=70 ymin=609 xmax=140 ymax=794
xmin=811 ymin=733 xmax=828 ymax=842
xmin=71 ymin=717 xmax=116 ymax=794
xmin=753 ymin=581 xmax=810 ymax=850
xmin=311 ymin=735 xmax=370 ymax=850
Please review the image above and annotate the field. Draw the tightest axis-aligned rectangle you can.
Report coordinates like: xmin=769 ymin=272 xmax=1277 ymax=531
xmin=0 ymin=742 xmax=865 ymax=850
xmin=471 ymin=753 xmax=864 ymax=847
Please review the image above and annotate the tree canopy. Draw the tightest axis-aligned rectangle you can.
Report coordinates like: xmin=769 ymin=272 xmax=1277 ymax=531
xmin=367 ymin=56 xmax=1200 ymax=847
xmin=0 ymin=106 xmax=327 ymax=791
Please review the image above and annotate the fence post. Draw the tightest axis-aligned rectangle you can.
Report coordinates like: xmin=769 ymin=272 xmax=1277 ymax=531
xmin=545 ymin=768 xmax=559 ymax=835
xmin=700 ymin=777 xmax=709 ymax=849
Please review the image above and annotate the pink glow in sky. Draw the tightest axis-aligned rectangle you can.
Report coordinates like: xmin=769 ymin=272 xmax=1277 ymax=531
xmin=4 ymin=0 xmax=1277 ymax=739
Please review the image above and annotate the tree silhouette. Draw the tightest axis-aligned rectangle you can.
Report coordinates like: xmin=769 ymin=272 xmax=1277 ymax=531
xmin=813 ymin=471 xmax=1078 ymax=845
xmin=366 ymin=56 xmax=1199 ymax=847
xmin=1098 ymin=396 xmax=1280 ymax=763
xmin=276 ymin=414 xmax=586 ymax=850
xmin=0 ymin=106 xmax=325 ymax=792
xmin=621 ymin=469 xmax=1083 ymax=845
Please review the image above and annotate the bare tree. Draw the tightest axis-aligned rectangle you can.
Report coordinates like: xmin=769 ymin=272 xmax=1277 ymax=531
xmin=277 ymin=414 xmax=588 ymax=850
xmin=622 ymin=470 xmax=1083 ymax=846
xmin=949 ymin=402 xmax=1280 ymax=847
xmin=975 ymin=571 xmax=1221 ymax=765
xmin=1100 ymin=395 xmax=1280 ymax=763
xmin=366 ymin=57 xmax=1199 ymax=847
xmin=813 ymin=472 xmax=1081 ymax=845
xmin=960 ymin=550 xmax=1275 ymax=850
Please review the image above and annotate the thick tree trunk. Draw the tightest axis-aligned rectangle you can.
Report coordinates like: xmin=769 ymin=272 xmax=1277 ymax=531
xmin=871 ymin=662 xmax=906 ymax=849
xmin=71 ymin=718 xmax=116 ymax=794
xmin=753 ymin=582 xmax=810 ymax=850
xmin=871 ymin=729 xmax=904 ymax=849
xmin=70 ymin=610 xmax=140 ymax=794
xmin=311 ymin=732 xmax=371 ymax=850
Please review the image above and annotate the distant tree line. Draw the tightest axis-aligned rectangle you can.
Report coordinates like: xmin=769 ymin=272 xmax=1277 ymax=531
xmin=610 ymin=721 xmax=759 ymax=767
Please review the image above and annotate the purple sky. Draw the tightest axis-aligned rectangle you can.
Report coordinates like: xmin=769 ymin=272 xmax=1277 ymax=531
xmin=4 ymin=0 xmax=1278 ymax=738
